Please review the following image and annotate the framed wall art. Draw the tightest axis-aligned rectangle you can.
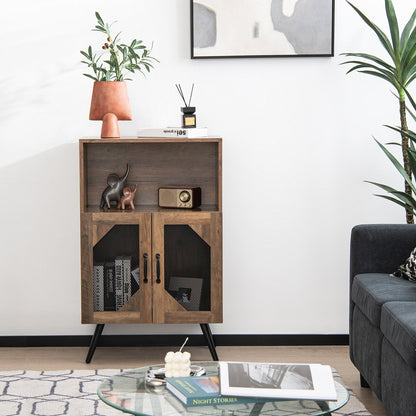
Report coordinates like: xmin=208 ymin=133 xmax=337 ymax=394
xmin=168 ymin=276 xmax=203 ymax=311
xmin=191 ymin=0 xmax=334 ymax=58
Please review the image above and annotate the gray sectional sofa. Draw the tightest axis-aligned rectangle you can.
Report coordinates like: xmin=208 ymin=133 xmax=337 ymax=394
xmin=350 ymin=224 xmax=416 ymax=416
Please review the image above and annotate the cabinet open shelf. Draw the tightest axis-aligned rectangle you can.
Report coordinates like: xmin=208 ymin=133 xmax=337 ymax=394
xmin=80 ymin=138 xmax=222 ymax=213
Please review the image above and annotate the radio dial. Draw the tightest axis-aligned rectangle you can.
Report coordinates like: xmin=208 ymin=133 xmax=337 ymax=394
xmin=179 ymin=191 xmax=191 ymax=202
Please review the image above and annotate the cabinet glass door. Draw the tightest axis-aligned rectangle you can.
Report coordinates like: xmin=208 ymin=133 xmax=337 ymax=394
xmin=152 ymin=212 xmax=222 ymax=324
xmin=81 ymin=213 xmax=152 ymax=324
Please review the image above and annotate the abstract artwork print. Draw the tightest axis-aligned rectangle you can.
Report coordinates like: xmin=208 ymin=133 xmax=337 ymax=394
xmin=191 ymin=0 xmax=334 ymax=58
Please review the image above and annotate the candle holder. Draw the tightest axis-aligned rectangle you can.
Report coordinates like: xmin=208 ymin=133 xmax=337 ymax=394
xmin=176 ymin=83 xmax=197 ymax=128
xmin=181 ymin=106 xmax=196 ymax=128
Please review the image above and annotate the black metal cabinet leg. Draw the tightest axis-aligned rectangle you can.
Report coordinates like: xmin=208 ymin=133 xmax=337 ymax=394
xmin=360 ymin=373 xmax=370 ymax=388
xmin=200 ymin=323 xmax=218 ymax=361
xmin=86 ymin=324 xmax=105 ymax=363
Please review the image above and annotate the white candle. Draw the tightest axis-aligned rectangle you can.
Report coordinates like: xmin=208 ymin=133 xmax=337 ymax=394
xmin=165 ymin=350 xmax=191 ymax=377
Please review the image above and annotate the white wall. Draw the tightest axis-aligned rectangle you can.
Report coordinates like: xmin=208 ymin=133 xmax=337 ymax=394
xmin=1 ymin=0 xmax=414 ymax=336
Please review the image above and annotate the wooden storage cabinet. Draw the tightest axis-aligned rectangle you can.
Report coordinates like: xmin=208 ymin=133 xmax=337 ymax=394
xmin=79 ymin=138 xmax=222 ymax=328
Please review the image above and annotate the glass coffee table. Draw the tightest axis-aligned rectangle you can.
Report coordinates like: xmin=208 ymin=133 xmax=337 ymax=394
xmin=98 ymin=361 xmax=349 ymax=416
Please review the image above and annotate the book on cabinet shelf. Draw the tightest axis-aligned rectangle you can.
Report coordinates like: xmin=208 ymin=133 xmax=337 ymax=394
xmin=93 ymin=263 xmax=104 ymax=312
xmin=93 ymin=256 xmax=138 ymax=312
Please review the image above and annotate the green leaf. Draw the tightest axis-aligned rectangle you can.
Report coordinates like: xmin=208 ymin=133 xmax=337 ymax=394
xmin=367 ymin=180 xmax=416 ymax=207
xmin=83 ymin=73 xmax=98 ymax=81
xmin=341 ymin=52 xmax=395 ymax=72
xmin=88 ymin=45 xmax=92 ymax=58
xmin=93 ymin=25 xmax=106 ymax=33
xmin=407 ymin=147 xmax=416 ymax=176
xmin=405 ymin=88 xmax=416 ymax=113
xmin=400 ymin=8 xmax=416 ymax=52
xmin=343 ymin=60 xmax=395 ymax=79
xmin=386 ymin=125 xmax=416 ymax=144
xmin=375 ymin=138 xmax=416 ymax=194
xmin=80 ymin=51 xmax=90 ymax=60
xmin=375 ymin=194 xmax=413 ymax=211
xmin=400 ymin=9 xmax=416 ymax=56
xmin=384 ymin=0 xmax=400 ymax=58
xmin=358 ymin=70 xmax=400 ymax=90
xmin=401 ymin=39 xmax=416 ymax=78
xmin=95 ymin=11 xmax=104 ymax=25
xmin=347 ymin=1 xmax=395 ymax=60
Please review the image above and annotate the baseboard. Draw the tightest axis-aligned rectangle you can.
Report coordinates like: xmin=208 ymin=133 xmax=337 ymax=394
xmin=0 ymin=334 xmax=348 ymax=348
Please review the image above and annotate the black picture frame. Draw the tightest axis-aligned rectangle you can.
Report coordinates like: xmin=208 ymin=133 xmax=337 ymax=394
xmin=190 ymin=0 xmax=335 ymax=59
xmin=168 ymin=276 xmax=203 ymax=311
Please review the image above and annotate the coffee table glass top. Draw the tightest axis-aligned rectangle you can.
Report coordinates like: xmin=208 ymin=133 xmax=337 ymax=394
xmin=97 ymin=361 xmax=349 ymax=416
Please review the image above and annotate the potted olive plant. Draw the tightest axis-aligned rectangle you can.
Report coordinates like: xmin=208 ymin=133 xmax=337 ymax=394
xmin=81 ymin=12 xmax=158 ymax=138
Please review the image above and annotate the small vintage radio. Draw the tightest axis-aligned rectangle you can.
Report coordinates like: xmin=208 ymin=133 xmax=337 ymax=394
xmin=158 ymin=186 xmax=201 ymax=209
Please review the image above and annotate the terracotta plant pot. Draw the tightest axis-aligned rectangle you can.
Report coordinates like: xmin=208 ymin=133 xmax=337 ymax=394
xmin=89 ymin=81 xmax=132 ymax=138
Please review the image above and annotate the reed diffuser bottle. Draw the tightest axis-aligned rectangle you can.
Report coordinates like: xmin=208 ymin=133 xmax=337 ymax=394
xmin=176 ymin=84 xmax=196 ymax=128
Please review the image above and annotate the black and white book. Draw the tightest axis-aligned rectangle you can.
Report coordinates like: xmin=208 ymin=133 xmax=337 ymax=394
xmin=114 ymin=258 xmax=124 ymax=310
xmin=137 ymin=127 xmax=208 ymax=138
xmin=93 ymin=263 xmax=104 ymax=312
xmin=122 ymin=256 xmax=132 ymax=304
xmin=104 ymin=262 xmax=116 ymax=311
xmin=115 ymin=256 xmax=132 ymax=309
xmin=219 ymin=361 xmax=337 ymax=401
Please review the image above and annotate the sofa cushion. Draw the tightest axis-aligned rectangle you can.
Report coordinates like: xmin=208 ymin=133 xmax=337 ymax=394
xmin=381 ymin=302 xmax=416 ymax=369
xmin=351 ymin=273 xmax=416 ymax=326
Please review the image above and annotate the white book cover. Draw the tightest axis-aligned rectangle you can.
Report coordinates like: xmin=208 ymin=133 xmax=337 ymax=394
xmin=137 ymin=127 xmax=208 ymax=138
xmin=219 ymin=361 xmax=337 ymax=401
xmin=93 ymin=263 xmax=104 ymax=312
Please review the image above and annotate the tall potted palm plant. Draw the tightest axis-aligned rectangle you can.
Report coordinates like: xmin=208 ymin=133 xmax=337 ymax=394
xmin=342 ymin=0 xmax=416 ymax=223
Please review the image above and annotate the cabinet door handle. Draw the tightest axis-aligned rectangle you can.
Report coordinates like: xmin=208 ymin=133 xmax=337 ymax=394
xmin=156 ymin=254 xmax=161 ymax=284
xmin=143 ymin=253 xmax=148 ymax=283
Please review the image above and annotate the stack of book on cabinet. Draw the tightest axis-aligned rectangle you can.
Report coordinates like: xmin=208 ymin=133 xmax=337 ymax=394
xmin=93 ymin=256 xmax=139 ymax=311
xmin=166 ymin=361 xmax=337 ymax=408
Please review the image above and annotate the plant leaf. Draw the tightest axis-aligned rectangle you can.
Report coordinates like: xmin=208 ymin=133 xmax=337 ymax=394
xmin=375 ymin=138 xmax=416 ymax=194
xmin=347 ymin=1 xmax=395 ymax=60
xmin=375 ymin=194 xmax=414 ymax=211
xmin=83 ymin=73 xmax=98 ymax=81
xmin=400 ymin=8 xmax=416 ymax=52
xmin=367 ymin=180 xmax=416 ymax=207
xmin=341 ymin=52 xmax=395 ymax=72
xmin=384 ymin=0 xmax=400 ymax=59
xmin=95 ymin=11 xmax=104 ymax=25
xmin=358 ymin=70 xmax=400 ymax=90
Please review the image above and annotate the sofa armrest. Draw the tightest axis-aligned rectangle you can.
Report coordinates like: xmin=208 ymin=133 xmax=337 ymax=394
xmin=350 ymin=224 xmax=416 ymax=282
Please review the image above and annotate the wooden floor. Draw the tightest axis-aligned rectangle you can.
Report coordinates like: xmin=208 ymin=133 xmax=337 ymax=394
xmin=0 ymin=345 xmax=387 ymax=416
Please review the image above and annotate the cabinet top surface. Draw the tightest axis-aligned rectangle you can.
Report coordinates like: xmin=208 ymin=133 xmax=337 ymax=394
xmin=79 ymin=137 xmax=222 ymax=143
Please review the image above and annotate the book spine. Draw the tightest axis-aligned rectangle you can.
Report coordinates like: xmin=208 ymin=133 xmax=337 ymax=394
xmin=114 ymin=258 xmax=124 ymax=310
xmin=93 ymin=263 xmax=104 ymax=311
xmin=104 ymin=262 xmax=116 ymax=311
xmin=123 ymin=257 xmax=132 ymax=304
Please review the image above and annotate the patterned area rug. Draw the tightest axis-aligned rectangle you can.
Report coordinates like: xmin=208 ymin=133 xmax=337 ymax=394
xmin=0 ymin=369 xmax=373 ymax=415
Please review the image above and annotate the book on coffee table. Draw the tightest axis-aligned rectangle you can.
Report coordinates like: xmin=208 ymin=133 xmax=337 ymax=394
xmin=219 ymin=361 xmax=337 ymax=401
xmin=165 ymin=375 xmax=271 ymax=407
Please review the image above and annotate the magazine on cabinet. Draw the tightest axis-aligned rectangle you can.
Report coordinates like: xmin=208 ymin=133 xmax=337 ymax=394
xmin=219 ymin=361 xmax=337 ymax=401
